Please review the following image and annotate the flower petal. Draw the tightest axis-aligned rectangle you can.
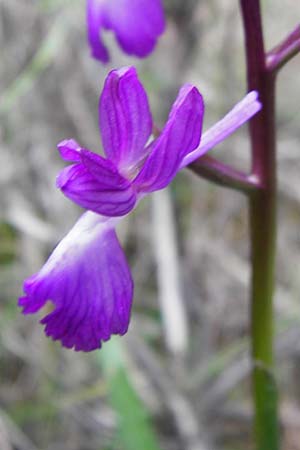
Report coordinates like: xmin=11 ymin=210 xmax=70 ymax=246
xmin=19 ymin=212 xmax=133 ymax=352
xmin=80 ymin=149 xmax=131 ymax=188
xmin=56 ymin=154 xmax=136 ymax=217
xmin=133 ymin=84 xmax=204 ymax=192
xmin=57 ymin=139 xmax=82 ymax=162
xmin=87 ymin=0 xmax=110 ymax=62
xmin=99 ymin=67 xmax=152 ymax=174
xmin=180 ymin=91 xmax=262 ymax=167
xmin=101 ymin=0 xmax=165 ymax=58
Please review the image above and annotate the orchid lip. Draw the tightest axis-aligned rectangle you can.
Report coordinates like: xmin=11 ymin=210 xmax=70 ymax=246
xmin=87 ymin=0 xmax=166 ymax=62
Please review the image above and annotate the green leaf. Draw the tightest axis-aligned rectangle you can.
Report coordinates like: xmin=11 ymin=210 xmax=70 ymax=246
xmin=96 ymin=338 xmax=162 ymax=450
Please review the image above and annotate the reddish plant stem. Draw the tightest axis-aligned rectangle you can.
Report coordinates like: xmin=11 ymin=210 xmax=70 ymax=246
xmin=266 ymin=25 xmax=300 ymax=72
xmin=240 ymin=1 xmax=279 ymax=450
xmin=190 ymin=155 xmax=260 ymax=194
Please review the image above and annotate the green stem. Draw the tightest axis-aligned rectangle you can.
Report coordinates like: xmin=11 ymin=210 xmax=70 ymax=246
xmin=250 ymin=187 xmax=279 ymax=450
xmin=240 ymin=1 xmax=279 ymax=449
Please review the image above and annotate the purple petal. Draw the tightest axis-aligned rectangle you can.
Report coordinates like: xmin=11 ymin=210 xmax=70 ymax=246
xmin=101 ymin=0 xmax=165 ymax=58
xmin=56 ymin=154 xmax=136 ymax=217
xmin=99 ymin=67 xmax=152 ymax=174
xmin=80 ymin=149 xmax=131 ymax=188
xmin=87 ymin=0 xmax=109 ymax=63
xmin=57 ymin=139 xmax=82 ymax=162
xmin=19 ymin=212 xmax=133 ymax=352
xmin=133 ymin=84 xmax=204 ymax=192
xmin=180 ymin=91 xmax=262 ymax=167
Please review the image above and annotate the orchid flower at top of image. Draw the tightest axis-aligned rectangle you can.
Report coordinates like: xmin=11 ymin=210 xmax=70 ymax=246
xmin=19 ymin=67 xmax=261 ymax=352
xmin=87 ymin=0 xmax=165 ymax=62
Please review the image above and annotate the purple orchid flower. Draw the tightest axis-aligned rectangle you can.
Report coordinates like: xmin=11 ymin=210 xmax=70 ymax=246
xmin=87 ymin=0 xmax=165 ymax=62
xmin=19 ymin=67 xmax=261 ymax=352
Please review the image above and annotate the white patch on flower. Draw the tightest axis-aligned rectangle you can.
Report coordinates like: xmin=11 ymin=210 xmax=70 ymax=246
xmin=38 ymin=212 xmax=120 ymax=278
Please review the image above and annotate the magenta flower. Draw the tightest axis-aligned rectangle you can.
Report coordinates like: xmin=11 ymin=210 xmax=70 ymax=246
xmin=87 ymin=0 xmax=165 ymax=62
xmin=19 ymin=67 xmax=261 ymax=351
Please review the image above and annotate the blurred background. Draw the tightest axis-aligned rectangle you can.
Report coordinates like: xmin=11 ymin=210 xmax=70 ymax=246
xmin=0 ymin=0 xmax=300 ymax=449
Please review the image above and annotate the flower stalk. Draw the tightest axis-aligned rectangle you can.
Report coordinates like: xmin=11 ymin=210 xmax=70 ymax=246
xmin=189 ymin=155 xmax=260 ymax=194
xmin=266 ymin=24 xmax=300 ymax=73
xmin=240 ymin=1 xmax=279 ymax=449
